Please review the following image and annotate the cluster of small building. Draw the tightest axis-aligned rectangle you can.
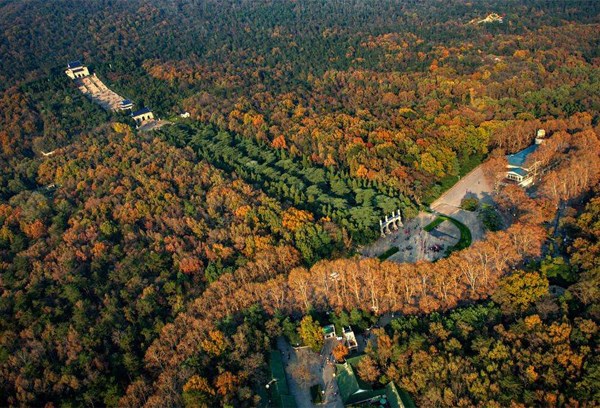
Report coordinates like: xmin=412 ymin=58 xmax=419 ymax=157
xmin=320 ymin=325 xmax=415 ymax=406
xmin=469 ymin=12 xmax=504 ymax=25
xmin=504 ymin=129 xmax=545 ymax=187
xmin=323 ymin=324 xmax=358 ymax=352
xmin=65 ymin=60 xmax=155 ymax=127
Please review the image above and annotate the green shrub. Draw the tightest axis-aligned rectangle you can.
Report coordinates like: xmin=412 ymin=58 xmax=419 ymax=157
xmin=378 ymin=246 xmax=399 ymax=260
xmin=478 ymin=204 xmax=502 ymax=231
xmin=460 ymin=197 xmax=480 ymax=211
xmin=310 ymin=384 xmax=324 ymax=404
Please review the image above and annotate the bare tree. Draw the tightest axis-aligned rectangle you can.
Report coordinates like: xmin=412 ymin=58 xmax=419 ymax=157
xmin=287 ymin=350 xmax=318 ymax=388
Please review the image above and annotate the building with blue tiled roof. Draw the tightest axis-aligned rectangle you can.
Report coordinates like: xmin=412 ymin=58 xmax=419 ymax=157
xmin=505 ymin=131 xmax=545 ymax=187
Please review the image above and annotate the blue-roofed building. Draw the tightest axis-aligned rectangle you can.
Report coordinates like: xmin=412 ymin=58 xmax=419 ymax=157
xmin=131 ymin=107 xmax=154 ymax=126
xmin=505 ymin=135 xmax=544 ymax=187
xmin=507 ymin=144 xmax=538 ymax=168
xmin=65 ymin=60 xmax=89 ymax=79
xmin=132 ymin=107 xmax=151 ymax=116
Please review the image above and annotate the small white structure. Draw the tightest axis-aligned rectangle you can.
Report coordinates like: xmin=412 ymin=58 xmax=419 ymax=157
xmin=131 ymin=107 xmax=154 ymax=126
xmin=469 ymin=13 xmax=503 ymax=25
xmin=535 ymin=129 xmax=546 ymax=145
xmin=119 ymin=99 xmax=134 ymax=110
xmin=180 ymin=112 xmax=190 ymax=118
xmin=65 ymin=61 xmax=89 ymax=79
xmin=379 ymin=209 xmax=403 ymax=237
xmin=343 ymin=327 xmax=358 ymax=351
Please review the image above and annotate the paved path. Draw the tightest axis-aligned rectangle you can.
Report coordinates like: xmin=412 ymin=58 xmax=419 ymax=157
xmin=138 ymin=119 xmax=172 ymax=132
xmin=320 ymin=340 xmax=344 ymax=408
xmin=360 ymin=211 xmax=460 ymax=262
xmin=77 ymin=74 xmax=128 ymax=111
xmin=430 ymin=164 xmax=494 ymax=242
xmin=277 ymin=338 xmax=313 ymax=408
xmin=431 ymin=165 xmax=494 ymax=209
xmin=431 ymin=203 xmax=486 ymax=241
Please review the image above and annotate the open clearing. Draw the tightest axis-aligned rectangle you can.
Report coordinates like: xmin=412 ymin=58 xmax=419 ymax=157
xmin=430 ymin=164 xmax=494 ymax=241
xmin=363 ymin=164 xmax=494 ymax=262
xmin=361 ymin=212 xmax=461 ymax=263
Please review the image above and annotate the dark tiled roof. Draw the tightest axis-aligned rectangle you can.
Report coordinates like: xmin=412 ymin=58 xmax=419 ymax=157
xmin=131 ymin=107 xmax=152 ymax=117
xmin=68 ymin=60 xmax=82 ymax=69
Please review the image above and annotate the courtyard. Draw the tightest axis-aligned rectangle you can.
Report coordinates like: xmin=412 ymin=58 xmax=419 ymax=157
xmin=76 ymin=74 xmax=128 ymax=111
xmin=276 ymin=337 xmax=344 ymax=408
xmin=361 ymin=212 xmax=462 ymax=262
xmin=362 ymin=163 xmax=494 ymax=262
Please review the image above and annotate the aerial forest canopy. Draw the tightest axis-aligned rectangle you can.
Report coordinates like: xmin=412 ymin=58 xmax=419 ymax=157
xmin=2 ymin=0 xmax=600 ymax=201
xmin=0 ymin=0 xmax=599 ymax=406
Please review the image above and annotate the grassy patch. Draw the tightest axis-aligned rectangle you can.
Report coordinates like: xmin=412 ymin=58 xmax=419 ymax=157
xmin=425 ymin=215 xmax=473 ymax=256
xmin=424 ymin=217 xmax=446 ymax=232
xmin=460 ymin=197 xmax=480 ymax=211
xmin=445 ymin=216 xmax=472 ymax=254
xmin=378 ymin=246 xmax=400 ymax=261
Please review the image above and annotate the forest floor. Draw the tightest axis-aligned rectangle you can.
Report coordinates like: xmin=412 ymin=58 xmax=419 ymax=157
xmin=361 ymin=164 xmax=494 ymax=261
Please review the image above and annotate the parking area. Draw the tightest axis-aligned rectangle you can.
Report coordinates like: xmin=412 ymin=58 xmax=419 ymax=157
xmin=361 ymin=164 xmax=494 ymax=261
xmin=431 ymin=165 xmax=494 ymax=209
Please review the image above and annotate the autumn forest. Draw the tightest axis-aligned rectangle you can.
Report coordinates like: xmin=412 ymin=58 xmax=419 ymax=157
xmin=0 ymin=0 xmax=599 ymax=407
